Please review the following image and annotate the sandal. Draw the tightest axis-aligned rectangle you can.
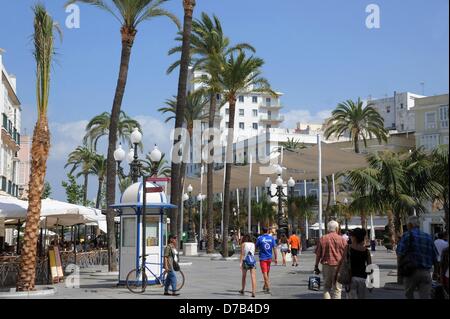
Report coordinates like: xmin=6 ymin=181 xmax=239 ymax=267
xmin=239 ymin=290 xmax=244 ymax=295
xmin=252 ymin=292 xmax=256 ymax=298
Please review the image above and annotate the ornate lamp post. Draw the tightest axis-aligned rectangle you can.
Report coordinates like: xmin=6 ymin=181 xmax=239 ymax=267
xmin=287 ymin=177 xmax=296 ymax=231
xmin=343 ymin=197 xmax=349 ymax=231
xmin=265 ymin=165 xmax=290 ymax=237
xmin=183 ymin=184 xmax=195 ymax=243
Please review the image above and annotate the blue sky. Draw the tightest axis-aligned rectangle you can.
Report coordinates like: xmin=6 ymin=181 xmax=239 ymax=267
xmin=0 ymin=0 xmax=448 ymax=201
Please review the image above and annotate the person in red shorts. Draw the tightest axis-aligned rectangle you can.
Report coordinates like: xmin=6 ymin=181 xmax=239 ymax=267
xmin=256 ymin=227 xmax=278 ymax=293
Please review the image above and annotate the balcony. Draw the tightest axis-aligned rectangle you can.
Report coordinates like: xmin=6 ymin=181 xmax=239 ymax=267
xmin=1 ymin=113 xmax=20 ymax=146
xmin=259 ymin=114 xmax=285 ymax=122
xmin=259 ymin=102 xmax=282 ymax=109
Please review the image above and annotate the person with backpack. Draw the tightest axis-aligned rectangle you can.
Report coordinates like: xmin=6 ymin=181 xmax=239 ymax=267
xmin=256 ymin=227 xmax=278 ymax=293
xmin=397 ymin=216 xmax=437 ymax=299
xmin=239 ymin=234 xmax=256 ymax=297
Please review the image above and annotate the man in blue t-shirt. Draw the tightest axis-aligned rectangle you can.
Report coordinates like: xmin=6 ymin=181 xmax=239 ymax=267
xmin=256 ymin=227 xmax=278 ymax=293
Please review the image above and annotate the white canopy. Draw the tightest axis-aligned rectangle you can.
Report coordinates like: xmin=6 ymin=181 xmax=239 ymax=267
xmin=0 ymin=195 xmax=103 ymax=227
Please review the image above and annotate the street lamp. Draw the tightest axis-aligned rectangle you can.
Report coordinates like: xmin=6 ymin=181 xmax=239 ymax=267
xmin=343 ymin=197 xmax=349 ymax=231
xmin=265 ymin=165 xmax=289 ymax=237
xmin=183 ymin=184 xmax=195 ymax=243
xmin=114 ymin=127 xmax=143 ymax=183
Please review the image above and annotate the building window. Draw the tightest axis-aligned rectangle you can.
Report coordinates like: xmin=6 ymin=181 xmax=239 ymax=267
xmin=252 ymin=96 xmax=258 ymax=103
xmin=401 ymin=124 xmax=404 ymax=131
xmin=266 ymin=124 xmax=271 ymax=129
xmin=443 ymin=135 xmax=449 ymax=145
xmin=239 ymin=122 xmax=245 ymax=129
xmin=391 ymin=123 xmax=395 ymax=128
xmin=253 ymin=109 xmax=258 ymax=117
xmin=420 ymin=134 xmax=439 ymax=151
xmin=225 ymin=108 xmax=229 ymax=115
xmin=239 ymin=96 xmax=244 ymax=103
xmin=425 ymin=112 xmax=437 ymax=129
xmin=400 ymin=103 xmax=404 ymax=109
xmin=386 ymin=106 xmax=390 ymax=113
xmin=239 ymin=109 xmax=244 ymax=116
xmin=216 ymin=94 xmax=221 ymax=101
xmin=252 ymin=123 xmax=258 ymax=130
xmin=439 ymin=105 xmax=448 ymax=128
xmin=266 ymin=97 xmax=271 ymax=106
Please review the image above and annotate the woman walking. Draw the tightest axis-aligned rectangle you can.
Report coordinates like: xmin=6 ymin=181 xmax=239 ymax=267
xmin=239 ymin=234 xmax=257 ymax=297
xmin=278 ymin=233 xmax=289 ymax=266
xmin=337 ymin=228 xmax=372 ymax=299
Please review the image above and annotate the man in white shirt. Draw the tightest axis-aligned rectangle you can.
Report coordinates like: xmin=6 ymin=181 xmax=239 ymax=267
xmin=435 ymin=232 xmax=449 ymax=262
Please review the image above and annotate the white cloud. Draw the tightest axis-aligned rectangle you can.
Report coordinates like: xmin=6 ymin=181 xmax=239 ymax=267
xmin=133 ymin=115 xmax=172 ymax=156
xmin=49 ymin=120 xmax=88 ymax=161
xmin=281 ymin=109 xmax=332 ymax=129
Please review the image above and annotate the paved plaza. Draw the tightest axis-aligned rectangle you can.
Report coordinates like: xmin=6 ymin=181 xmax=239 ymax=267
xmin=25 ymin=248 xmax=408 ymax=299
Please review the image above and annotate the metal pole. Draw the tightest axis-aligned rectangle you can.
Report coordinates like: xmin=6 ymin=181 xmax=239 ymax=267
xmin=236 ymin=188 xmax=240 ymax=239
xmin=317 ymin=134 xmax=323 ymax=237
xmin=199 ymin=165 xmax=204 ymax=247
xmin=142 ymin=176 xmax=147 ymax=288
xmin=332 ymin=173 xmax=336 ymax=205
xmin=16 ymin=222 xmax=21 ymax=255
xmin=248 ymin=154 xmax=252 ymax=234
xmin=180 ymin=186 xmax=184 ymax=245
xmin=304 ymin=180 xmax=309 ymax=240
xmin=256 ymin=186 xmax=260 ymax=234
xmin=220 ymin=193 xmax=224 ymax=238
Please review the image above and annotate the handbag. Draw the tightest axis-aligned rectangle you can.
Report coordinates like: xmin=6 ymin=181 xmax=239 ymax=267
xmin=337 ymin=246 xmax=352 ymax=285
xmin=398 ymin=231 xmax=417 ymax=277
xmin=170 ymin=247 xmax=181 ymax=271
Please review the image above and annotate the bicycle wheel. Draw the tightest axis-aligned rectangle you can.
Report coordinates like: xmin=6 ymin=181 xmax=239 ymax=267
xmin=161 ymin=270 xmax=185 ymax=292
xmin=126 ymin=268 xmax=148 ymax=294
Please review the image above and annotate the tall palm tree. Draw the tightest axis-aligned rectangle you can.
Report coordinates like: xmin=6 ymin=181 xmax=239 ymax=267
xmin=169 ymin=0 xmax=196 ymax=239
xmin=252 ymin=196 xmax=276 ymax=230
xmin=83 ymin=111 xmax=142 ymax=151
xmin=159 ymin=92 xmax=208 ymax=236
xmin=168 ymin=12 xmax=254 ymax=254
xmin=324 ymin=98 xmax=388 ymax=154
xmin=217 ymin=51 xmax=274 ymax=256
xmin=142 ymin=152 xmax=171 ymax=177
xmin=89 ymin=154 xmax=107 ymax=209
xmin=65 ymin=146 xmax=96 ymax=206
xmin=17 ymin=4 xmax=61 ymax=291
xmin=67 ymin=0 xmax=180 ymax=272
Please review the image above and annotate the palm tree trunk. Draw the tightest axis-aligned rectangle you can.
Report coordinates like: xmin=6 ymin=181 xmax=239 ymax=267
xmin=387 ymin=210 xmax=395 ymax=246
xmin=361 ymin=214 xmax=367 ymax=230
xmin=354 ymin=136 xmax=360 ymax=154
xmin=96 ymin=178 xmax=103 ymax=209
xmin=83 ymin=173 xmax=89 ymax=206
xmin=17 ymin=117 xmax=50 ymax=291
xmin=105 ymin=27 xmax=136 ymax=272
xmin=222 ymin=98 xmax=236 ymax=257
xmin=170 ymin=0 xmax=196 ymax=241
xmin=207 ymin=94 xmax=217 ymax=254
xmin=394 ymin=211 xmax=403 ymax=243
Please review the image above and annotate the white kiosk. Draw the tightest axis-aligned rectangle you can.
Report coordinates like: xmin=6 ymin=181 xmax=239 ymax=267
xmin=111 ymin=181 xmax=176 ymax=285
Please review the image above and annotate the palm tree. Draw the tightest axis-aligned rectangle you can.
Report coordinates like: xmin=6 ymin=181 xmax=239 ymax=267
xmin=83 ymin=111 xmax=142 ymax=151
xmin=142 ymin=152 xmax=171 ymax=177
xmin=169 ymin=0 xmax=196 ymax=240
xmin=252 ymin=196 xmax=276 ymax=231
xmin=168 ymin=12 xmax=255 ymax=254
xmin=89 ymin=154 xmax=107 ymax=209
xmin=280 ymin=138 xmax=305 ymax=151
xmin=17 ymin=4 xmax=61 ymax=291
xmin=65 ymin=146 xmax=96 ymax=206
xmin=294 ymin=195 xmax=317 ymax=250
xmin=67 ymin=0 xmax=180 ymax=272
xmin=431 ymin=145 xmax=449 ymax=231
xmin=324 ymin=98 xmax=388 ymax=154
xmin=217 ymin=51 xmax=274 ymax=256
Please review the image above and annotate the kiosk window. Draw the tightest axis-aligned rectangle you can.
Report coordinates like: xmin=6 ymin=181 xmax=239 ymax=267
xmin=145 ymin=217 xmax=159 ymax=247
xmin=122 ymin=217 xmax=136 ymax=247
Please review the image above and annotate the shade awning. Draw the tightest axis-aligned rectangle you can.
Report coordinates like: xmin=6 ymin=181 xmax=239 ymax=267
xmin=184 ymin=143 xmax=367 ymax=193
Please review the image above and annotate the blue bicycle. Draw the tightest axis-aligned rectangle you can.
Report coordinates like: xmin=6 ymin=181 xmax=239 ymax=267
xmin=126 ymin=255 xmax=185 ymax=294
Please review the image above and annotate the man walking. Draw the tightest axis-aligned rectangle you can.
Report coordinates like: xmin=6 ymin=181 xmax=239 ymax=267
xmin=314 ymin=221 xmax=347 ymax=299
xmin=163 ymin=234 xmax=180 ymax=296
xmin=256 ymin=227 xmax=278 ymax=293
xmin=397 ymin=216 xmax=437 ymax=299
xmin=288 ymin=230 xmax=301 ymax=267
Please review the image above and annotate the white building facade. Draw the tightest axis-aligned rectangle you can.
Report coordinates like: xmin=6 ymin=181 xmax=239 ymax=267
xmin=369 ymin=91 xmax=425 ymax=133
xmin=0 ymin=49 xmax=21 ymax=197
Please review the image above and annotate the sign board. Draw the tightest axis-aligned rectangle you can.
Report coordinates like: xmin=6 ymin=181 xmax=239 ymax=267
xmin=48 ymin=246 xmax=64 ymax=283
